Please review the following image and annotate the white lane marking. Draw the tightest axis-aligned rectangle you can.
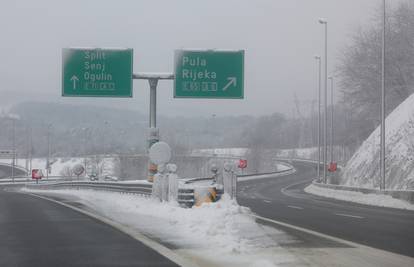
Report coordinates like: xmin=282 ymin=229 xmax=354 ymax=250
xmin=254 ymin=215 xmax=378 ymax=252
xmin=263 ymin=200 xmax=272 ymax=203
xmin=335 ymin=213 xmax=364 ymax=219
xmin=287 ymin=205 xmax=304 ymax=210
xmin=280 ymin=178 xmax=314 ymax=198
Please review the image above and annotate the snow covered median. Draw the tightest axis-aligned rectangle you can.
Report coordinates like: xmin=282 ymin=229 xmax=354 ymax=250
xmin=23 ymin=188 xmax=299 ymax=267
xmin=305 ymin=184 xmax=414 ymax=211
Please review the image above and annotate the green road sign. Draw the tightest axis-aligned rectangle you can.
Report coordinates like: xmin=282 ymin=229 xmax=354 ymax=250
xmin=62 ymin=48 xmax=133 ymax=97
xmin=174 ymin=50 xmax=244 ymax=99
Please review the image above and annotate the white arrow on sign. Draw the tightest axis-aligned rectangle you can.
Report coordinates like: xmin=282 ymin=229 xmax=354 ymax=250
xmin=222 ymin=77 xmax=237 ymax=91
xmin=70 ymin=75 xmax=79 ymax=89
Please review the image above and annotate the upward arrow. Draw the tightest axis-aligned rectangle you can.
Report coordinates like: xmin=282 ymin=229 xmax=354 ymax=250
xmin=70 ymin=75 xmax=79 ymax=89
xmin=222 ymin=77 xmax=237 ymax=91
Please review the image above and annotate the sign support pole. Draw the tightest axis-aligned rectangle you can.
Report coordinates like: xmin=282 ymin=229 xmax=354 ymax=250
xmin=133 ymin=72 xmax=175 ymax=129
xmin=148 ymin=79 xmax=158 ymax=128
xmin=133 ymin=73 xmax=174 ymax=181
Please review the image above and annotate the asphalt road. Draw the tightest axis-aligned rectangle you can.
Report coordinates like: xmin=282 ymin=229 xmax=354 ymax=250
xmin=0 ymin=164 xmax=26 ymax=179
xmin=0 ymin=190 xmax=178 ymax=267
xmin=238 ymin=160 xmax=414 ymax=257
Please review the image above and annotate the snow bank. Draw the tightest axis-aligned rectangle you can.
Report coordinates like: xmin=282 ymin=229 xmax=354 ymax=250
xmin=305 ymin=184 xmax=414 ymax=211
xmin=24 ymin=189 xmax=299 ymax=267
xmin=341 ymin=93 xmax=414 ymax=190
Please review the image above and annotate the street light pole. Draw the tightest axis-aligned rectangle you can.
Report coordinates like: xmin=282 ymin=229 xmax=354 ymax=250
xmin=380 ymin=0 xmax=386 ymax=190
xmin=314 ymin=55 xmax=321 ymax=181
xmin=25 ymin=126 xmax=29 ymax=176
xmin=319 ymin=18 xmax=328 ymax=184
xmin=29 ymin=126 xmax=32 ymax=175
xmin=12 ymin=118 xmax=15 ymax=182
xmin=46 ymin=124 xmax=52 ymax=180
xmin=83 ymin=127 xmax=89 ymax=172
xmin=329 ymin=76 xmax=334 ymax=164
xmin=103 ymin=121 xmax=109 ymax=157
xmin=211 ymin=114 xmax=217 ymax=152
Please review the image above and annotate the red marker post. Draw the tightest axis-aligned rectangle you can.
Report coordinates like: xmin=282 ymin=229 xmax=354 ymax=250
xmin=238 ymin=159 xmax=247 ymax=175
xmin=328 ymin=162 xmax=337 ymax=172
xmin=31 ymin=169 xmax=43 ymax=184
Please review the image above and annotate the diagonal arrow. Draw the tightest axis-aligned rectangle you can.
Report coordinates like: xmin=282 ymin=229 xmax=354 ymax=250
xmin=70 ymin=75 xmax=79 ymax=89
xmin=222 ymin=77 xmax=237 ymax=91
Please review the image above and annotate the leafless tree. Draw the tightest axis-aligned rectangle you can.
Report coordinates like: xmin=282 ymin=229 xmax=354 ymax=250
xmin=337 ymin=1 xmax=414 ymax=124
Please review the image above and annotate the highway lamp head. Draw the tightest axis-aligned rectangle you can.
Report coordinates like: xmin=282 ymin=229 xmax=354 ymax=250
xmin=318 ymin=18 xmax=327 ymax=24
xmin=314 ymin=55 xmax=321 ymax=60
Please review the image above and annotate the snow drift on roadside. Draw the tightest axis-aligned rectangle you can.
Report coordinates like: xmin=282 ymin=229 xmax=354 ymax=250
xmin=305 ymin=184 xmax=414 ymax=211
xmin=341 ymin=93 xmax=414 ymax=190
xmin=24 ymin=189 xmax=299 ymax=267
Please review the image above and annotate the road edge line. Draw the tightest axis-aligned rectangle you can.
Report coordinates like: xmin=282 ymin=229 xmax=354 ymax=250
xmin=23 ymin=192 xmax=198 ymax=267
xmin=254 ymin=214 xmax=414 ymax=259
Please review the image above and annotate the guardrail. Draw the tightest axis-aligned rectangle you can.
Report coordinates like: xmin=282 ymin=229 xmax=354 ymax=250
xmin=26 ymin=181 xmax=153 ymax=195
xmin=0 ymin=176 xmax=71 ymax=184
xmin=20 ymin=163 xmax=296 ymax=207
xmin=24 ymin=180 xmax=222 ymax=208
xmin=311 ymin=181 xmax=414 ymax=204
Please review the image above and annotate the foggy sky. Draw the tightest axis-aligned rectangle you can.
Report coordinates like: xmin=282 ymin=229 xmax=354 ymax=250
xmin=0 ymin=0 xmax=393 ymax=117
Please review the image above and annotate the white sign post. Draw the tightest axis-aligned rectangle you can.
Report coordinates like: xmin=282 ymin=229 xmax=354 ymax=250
xmin=149 ymin=142 xmax=172 ymax=201
xmin=223 ymin=162 xmax=237 ymax=200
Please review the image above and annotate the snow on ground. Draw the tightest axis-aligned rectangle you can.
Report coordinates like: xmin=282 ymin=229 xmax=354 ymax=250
xmin=342 ymin=93 xmax=414 ymax=190
xmin=191 ymin=148 xmax=248 ymax=157
xmin=275 ymin=147 xmax=318 ymax=160
xmin=23 ymin=188 xmax=300 ymax=267
xmin=238 ymin=163 xmax=295 ymax=182
xmin=275 ymin=162 xmax=294 ymax=172
xmin=0 ymin=157 xmax=116 ymax=177
xmin=35 ymin=157 xmax=83 ymax=176
xmin=305 ymin=184 xmax=414 ymax=211
xmin=191 ymin=147 xmax=319 ymax=160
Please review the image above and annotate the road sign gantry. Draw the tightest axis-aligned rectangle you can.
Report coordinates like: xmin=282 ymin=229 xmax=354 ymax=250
xmin=62 ymin=48 xmax=245 ymax=181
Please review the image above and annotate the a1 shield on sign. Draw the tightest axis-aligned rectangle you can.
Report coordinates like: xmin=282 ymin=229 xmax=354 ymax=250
xmin=174 ymin=49 xmax=244 ymax=99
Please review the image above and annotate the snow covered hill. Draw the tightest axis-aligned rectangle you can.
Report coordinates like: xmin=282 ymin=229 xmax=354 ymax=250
xmin=341 ymin=93 xmax=414 ymax=190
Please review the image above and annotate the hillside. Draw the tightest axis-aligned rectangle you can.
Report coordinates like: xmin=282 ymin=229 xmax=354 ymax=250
xmin=341 ymin=93 xmax=414 ymax=190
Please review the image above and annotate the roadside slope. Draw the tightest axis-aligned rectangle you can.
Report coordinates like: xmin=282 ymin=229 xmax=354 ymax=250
xmin=341 ymin=93 xmax=414 ymax=189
